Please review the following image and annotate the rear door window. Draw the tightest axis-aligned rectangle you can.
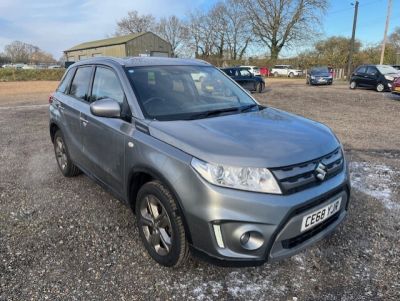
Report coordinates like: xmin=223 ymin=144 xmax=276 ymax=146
xmin=366 ymin=67 xmax=378 ymax=76
xmin=69 ymin=66 xmax=92 ymax=101
xmin=91 ymin=67 xmax=125 ymax=104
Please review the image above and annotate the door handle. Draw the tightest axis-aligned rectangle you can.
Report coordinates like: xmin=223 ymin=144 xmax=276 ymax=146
xmin=55 ymin=102 xmax=64 ymax=110
xmin=80 ymin=116 xmax=88 ymax=127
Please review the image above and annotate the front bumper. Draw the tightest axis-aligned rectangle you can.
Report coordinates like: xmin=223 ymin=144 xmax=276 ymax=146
xmin=180 ymin=161 xmax=350 ymax=265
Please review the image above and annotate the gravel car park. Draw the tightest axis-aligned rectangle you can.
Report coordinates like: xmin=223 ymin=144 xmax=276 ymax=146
xmin=1 ymin=79 xmax=399 ymax=300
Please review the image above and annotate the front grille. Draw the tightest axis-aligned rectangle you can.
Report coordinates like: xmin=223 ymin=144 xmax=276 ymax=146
xmin=271 ymin=148 xmax=343 ymax=195
xmin=281 ymin=212 xmax=340 ymax=249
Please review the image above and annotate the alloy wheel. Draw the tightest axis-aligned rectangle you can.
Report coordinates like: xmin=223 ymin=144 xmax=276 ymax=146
xmin=55 ymin=136 xmax=68 ymax=170
xmin=139 ymin=195 xmax=173 ymax=256
xmin=376 ymin=83 xmax=384 ymax=92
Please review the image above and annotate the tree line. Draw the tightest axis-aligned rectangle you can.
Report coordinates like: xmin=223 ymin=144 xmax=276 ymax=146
xmin=0 ymin=41 xmax=56 ymax=65
xmin=115 ymin=0 xmax=329 ymax=60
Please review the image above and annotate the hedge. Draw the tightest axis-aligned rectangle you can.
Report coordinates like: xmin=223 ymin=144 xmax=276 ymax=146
xmin=0 ymin=69 xmax=65 ymax=81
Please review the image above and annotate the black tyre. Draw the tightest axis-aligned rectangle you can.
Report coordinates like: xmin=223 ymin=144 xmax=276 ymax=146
xmin=273 ymin=71 xmax=278 ymax=77
xmin=350 ymin=81 xmax=357 ymax=89
xmin=257 ymin=82 xmax=264 ymax=93
xmin=53 ymin=130 xmax=80 ymax=177
xmin=136 ymin=181 xmax=189 ymax=267
xmin=289 ymin=72 xmax=294 ymax=78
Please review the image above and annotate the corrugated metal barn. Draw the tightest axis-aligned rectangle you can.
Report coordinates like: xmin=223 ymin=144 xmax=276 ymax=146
xmin=64 ymin=32 xmax=172 ymax=62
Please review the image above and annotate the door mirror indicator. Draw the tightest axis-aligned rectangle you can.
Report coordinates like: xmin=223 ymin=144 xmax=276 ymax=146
xmin=90 ymin=98 xmax=121 ymax=118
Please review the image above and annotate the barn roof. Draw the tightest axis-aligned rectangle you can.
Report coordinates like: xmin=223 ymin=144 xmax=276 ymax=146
xmin=65 ymin=32 xmax=147 ymax=52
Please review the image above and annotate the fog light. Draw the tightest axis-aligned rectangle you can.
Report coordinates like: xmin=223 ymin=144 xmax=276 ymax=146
xmin=213 ymin=224 xmax=225 ymax=248
xmin=239 ymin=231 xmax=264 ymax=250
xmin=240 ymin=232 xmax=250 ymax=245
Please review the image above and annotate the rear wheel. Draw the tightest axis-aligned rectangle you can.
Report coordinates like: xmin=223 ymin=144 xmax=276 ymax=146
xmin=274 ymin=72 xmax=278 ymax=77
xmin=53 ymin=130 xmax=80 ymax=177
xmin=289 ymin=72 xmax=294 ymax=78
xmin=136 ymin=181 xmax=189 ymax=267
xmin=350 ymin=81 xmax=357 ymax=89
xmin=376 ymin=83 xmax=385 ymax=92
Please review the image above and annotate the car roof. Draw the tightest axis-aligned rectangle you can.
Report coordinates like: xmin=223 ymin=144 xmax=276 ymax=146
xmin=71 ymin=56 xmax=211 ymax=68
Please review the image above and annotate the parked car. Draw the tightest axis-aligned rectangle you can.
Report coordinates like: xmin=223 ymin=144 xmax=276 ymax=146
xmin=48 ymin=65 xmax=62 ymax=69
xmin=306 ymin=66 xmax=333 ymax=85
xmin=350 ymin=64 xmax=400 ymax=92
xmin=392 ymin=76 xmax=400 ymax=95
xmin=271 ymin=65 xmax=303 ymax=77
xmin=49 ymin=57 xmax=350 ymax=267
xmin=239 ymin=65 xmax=261 ymax=76
xmin=221 ymin=67 xmax=265 ymax=93
xmin=259 ymin=67 xmax=272 ymax=77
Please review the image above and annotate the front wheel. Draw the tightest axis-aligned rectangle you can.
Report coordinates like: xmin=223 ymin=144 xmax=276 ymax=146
xmin=257 ymin=82 xmax=264 ymax=93
xmin=289 ymin=72 xmax=294 ymax=78
xmin=136 ymin=181 xmax=189 ymax=267
xmin=350 ymin=81 xmax=357 ymax=89
xmin=376 ymin=83 xmax=385 ymax=92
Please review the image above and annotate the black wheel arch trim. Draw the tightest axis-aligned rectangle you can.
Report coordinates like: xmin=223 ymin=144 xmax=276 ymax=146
xmin=127 ymin=165 xmax=193 ymax=244
xmin=49 ymin=120 xmax=62 ymax=142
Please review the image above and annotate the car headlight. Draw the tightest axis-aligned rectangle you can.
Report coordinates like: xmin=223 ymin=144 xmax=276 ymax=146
xmin=311 ymin=76 xmax=315 ymax=79
xmin=385 ymin=75 xmax=394 ymax=81
xmin=191 ymin=157 xmax=282 ymax=194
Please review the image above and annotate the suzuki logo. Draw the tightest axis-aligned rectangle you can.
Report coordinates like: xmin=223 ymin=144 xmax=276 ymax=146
xmin=315 ymin=162 xmax=327 ymax=181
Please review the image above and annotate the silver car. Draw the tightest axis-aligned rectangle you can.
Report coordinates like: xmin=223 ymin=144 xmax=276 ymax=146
xmin=49 ymin=57 xmax=350 ymax=267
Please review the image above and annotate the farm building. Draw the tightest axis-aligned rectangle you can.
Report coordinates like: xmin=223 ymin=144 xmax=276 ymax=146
xmin=64 ymin=32 xmax=172 ymax=62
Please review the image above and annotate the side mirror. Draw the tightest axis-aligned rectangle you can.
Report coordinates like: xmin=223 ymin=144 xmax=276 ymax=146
xmin=90 ymin=98 xmax=121 ymax=118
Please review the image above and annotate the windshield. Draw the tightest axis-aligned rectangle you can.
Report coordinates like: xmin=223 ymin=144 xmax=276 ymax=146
xmin=311 ymin=67 xmax=329 ymax=73
xmin=376 ymin=65 xmax=399 ymax=75
xmin=126 ymin=65 xmax=258 ymax=121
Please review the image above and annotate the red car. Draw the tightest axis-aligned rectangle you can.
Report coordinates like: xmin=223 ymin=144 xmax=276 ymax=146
xmin=259 ymin=67 xmax=272 ymax=77
xmin=392 ymin=77 xmax=400 ymax=95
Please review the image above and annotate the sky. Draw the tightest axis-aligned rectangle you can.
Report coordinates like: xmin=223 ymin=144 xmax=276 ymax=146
xmin=0 ymin=0 xmax=399 ymax=59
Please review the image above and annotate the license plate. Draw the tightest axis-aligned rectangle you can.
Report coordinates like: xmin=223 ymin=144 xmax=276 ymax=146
xmin=301 ymin=197 xmax=342 ymax=232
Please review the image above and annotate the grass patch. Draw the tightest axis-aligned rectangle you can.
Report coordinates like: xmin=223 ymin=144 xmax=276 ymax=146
xmin=0 ymin=69 xmax=65 ymax=81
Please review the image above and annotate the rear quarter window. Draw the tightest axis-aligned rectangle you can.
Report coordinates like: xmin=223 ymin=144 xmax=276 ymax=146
xmin=57 ymin=68 xmax=75 ymax=94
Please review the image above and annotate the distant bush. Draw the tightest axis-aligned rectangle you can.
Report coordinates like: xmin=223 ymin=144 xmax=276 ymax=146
xmin=0 ymin=69 xmax=65 ymax=81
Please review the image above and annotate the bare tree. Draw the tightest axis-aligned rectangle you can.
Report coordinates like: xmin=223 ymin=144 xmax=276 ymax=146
xmin=240 ymin=0 xmax=328 ymax=59
xmin=4 ymin=41 xmax=30 ymax=63
xmin=155 ymin=16 xmax=188 ymax=57
xmin=4 ymin=40 xmax=55 ymax=64
xmin=388 ymin=27 xmax=400 ymax=50
xmin=187 ymin=11 xmax=216 ymax=58
xmin=223 ymin=0 xmax=252 ymax=60
xmin=116 ymin=10 xmax=156 ymax=35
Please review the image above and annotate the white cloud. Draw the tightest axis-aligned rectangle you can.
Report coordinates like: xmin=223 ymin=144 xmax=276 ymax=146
xmin=0 ymin=0 xmax=212 ymax=58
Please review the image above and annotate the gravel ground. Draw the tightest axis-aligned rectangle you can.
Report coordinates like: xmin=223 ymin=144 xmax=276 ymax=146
xmin=0 ymin=80 xmax=399 ymax=300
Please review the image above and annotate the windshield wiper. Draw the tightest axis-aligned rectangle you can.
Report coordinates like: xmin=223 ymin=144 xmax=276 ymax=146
xmin=240 ymin=104 xmax=260 ymax=113
xmin=187 ymin=107 xmax=240 ymax=120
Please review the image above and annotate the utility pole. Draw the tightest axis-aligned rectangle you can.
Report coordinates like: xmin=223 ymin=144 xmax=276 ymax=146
xmin=347 ymin=1 xmax=359 ymax=80
xmin=380 ymin=0 xmax=393 ymax=64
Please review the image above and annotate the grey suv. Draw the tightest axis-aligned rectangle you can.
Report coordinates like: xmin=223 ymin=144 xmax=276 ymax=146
xmin=49 ymin=57 xmax=350 ymax=267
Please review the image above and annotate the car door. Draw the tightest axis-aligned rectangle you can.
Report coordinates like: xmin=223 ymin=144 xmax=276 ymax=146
xmin=353 ymin=66 xmax=367 ymax=87
xmin=58 ymin=66 xmax=93 ymax=165
xmin=365 ymin=66 xmax=379 ymax=88
xmin=80 ymin=65 xmax=129 ymax=195
xmin=238 ymin=69 xmax=255 ymax=91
